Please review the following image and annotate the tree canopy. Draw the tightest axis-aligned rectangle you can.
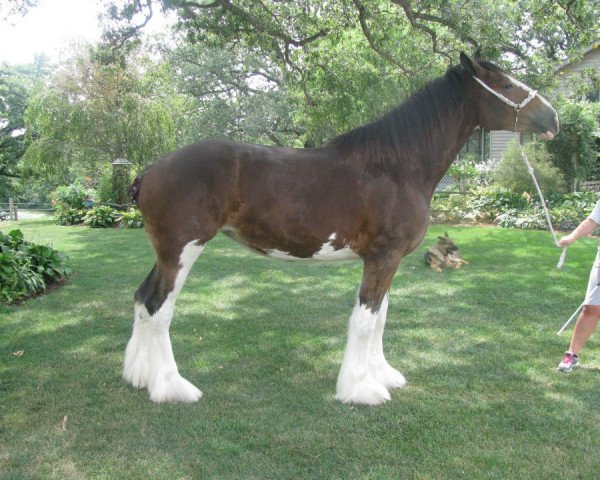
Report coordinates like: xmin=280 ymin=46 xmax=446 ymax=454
xmin=0 ymin=56 xmax=49 ymax=197
xmin=103 ymin=0 xmax=598 ymax=73
xmin=101 ymin=0 xmax=599 ymax=146
xmin=20 ymin=49 xmax=184 ymax=186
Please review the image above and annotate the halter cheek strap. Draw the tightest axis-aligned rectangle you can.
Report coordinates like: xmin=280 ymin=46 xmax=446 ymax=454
xmin=472 ymin=76 xmax=537 ymax=111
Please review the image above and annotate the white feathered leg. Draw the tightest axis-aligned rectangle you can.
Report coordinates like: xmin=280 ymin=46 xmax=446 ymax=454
xmin=124 ymin=241 xmax=204 ymax=403
xmin=368 ymin=293 xmax=406 ymax=389
xmin=335 ymin=299 xmax=391 ymax=405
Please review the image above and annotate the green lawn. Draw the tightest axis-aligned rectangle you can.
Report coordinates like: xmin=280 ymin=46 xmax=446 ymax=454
xmin=1 ymin=219 xmax=600 ymax=479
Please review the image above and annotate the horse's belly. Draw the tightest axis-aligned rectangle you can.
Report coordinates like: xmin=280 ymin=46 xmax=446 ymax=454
xmin=267 ymin=242 xmax=360 ymax=262
xmin=222 ymin=228 xmax=360 ymax=262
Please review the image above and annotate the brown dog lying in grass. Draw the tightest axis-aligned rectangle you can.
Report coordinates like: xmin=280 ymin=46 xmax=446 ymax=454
xmin=424 ymin=233 xmax=468 ymax=273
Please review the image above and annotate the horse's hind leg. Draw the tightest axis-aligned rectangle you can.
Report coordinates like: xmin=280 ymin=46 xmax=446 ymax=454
xmin=124 ymin=240 xmax=205 ymax=403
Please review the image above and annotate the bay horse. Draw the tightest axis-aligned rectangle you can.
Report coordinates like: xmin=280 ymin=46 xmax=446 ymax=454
xmin=124 ymin=52 xmax=559 ymax=404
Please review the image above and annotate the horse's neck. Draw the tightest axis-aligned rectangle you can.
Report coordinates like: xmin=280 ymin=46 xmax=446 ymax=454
xmin=416 ymin=102 xmax=478 ymax=195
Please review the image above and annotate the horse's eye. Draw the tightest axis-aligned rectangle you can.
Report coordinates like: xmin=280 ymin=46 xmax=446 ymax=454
xmin=504 ymin=83 xmax=514 ymax=91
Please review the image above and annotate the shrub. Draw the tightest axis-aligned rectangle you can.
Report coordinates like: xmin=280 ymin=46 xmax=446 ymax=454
xmin=55 ymin=206 xmax=86 ymax=226
xmin=549 ymin=191 xmax=600 ymax=210
xmin=493 ymin=140 xmax=568 ymax=195
xmin=118 ymin=208 xmax=144 ymax=228
xmin=495 ymin=208 xmax=547 ymax=230
xmin=465 ymin=187 xmax=529 ymax=223
xmin=430 ymin=189 xmax=597 ymax=231
xmin=0 ymin=229 xmax=71 ymax=304
xmin=548 ymin=192 xmax=600 ymax=231
xmin=447 ymin=154 xmax=479 ymax=191
xmin=52 ymin=182 xmax=91 ymax=209
xmin=430 ymin=194 xmax=470 ymax=224
xmin=84 ymin=206 xmax=120 ymax=228
xmin=96 ymin=167 xmax=117 ymax=203
xmin=546 ymin=99 xmax=599 ymax=188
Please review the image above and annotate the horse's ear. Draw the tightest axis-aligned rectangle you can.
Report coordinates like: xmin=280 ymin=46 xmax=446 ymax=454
xmin=460 ymin=51 xmax=481 ymax=76
xmin=460 ymin=52 xmax=484 ymax=77
xmin=473 ymin=47 xmax=482 ymax=62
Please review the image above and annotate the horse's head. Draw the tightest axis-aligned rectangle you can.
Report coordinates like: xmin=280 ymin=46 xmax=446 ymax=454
xmin=460 ymin=52 xmax=559 ymax=140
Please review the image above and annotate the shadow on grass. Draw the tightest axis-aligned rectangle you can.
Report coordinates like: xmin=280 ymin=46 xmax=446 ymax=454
xmin=2 ymin=224 xmax=600 ymax=478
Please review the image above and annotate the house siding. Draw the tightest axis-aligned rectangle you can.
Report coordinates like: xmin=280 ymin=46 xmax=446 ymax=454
xmin=490 ymin=130 xmax=515 ymax=162
xmin=556 ymin=46 xmax=600 ymax=96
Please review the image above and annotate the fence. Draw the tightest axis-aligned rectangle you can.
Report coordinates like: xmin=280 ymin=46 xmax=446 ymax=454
xmin=581 ymin=181 xmax=600 ymax=192
xmin=1 ymin=199 xmax=54 ymax=221
xmin=0 ymin=198 xmax=136 ymax=222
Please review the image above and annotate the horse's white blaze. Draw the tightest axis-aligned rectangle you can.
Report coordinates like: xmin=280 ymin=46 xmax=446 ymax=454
xmin=267 ymin=233 xmax=359 ymax=261
xmin=336 ymin=298 xmax=396 ymax=405
xmin=123 ymin=240 xmax=204 ymax=403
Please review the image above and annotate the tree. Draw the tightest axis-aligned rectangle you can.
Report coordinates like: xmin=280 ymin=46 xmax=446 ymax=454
xmin=102 ymin=1 xmax=598 ymax=75
xmin=1 ymin=0 xmax=38 ymax=19
xmin=20 ymin=48 xmax=184 ymax=188
xmin=99 ymin=0 xmax=599 ymax=148
xmin=0 ymin=56 xmax=49 ymax=198
xmin=167 ymin=42 xmax=302 ymax=146
xmin=546 ymin=98 xmax=600 ymax=190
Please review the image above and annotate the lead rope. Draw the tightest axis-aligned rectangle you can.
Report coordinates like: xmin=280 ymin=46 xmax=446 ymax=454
xmin=512 ymin=111 xmax=583 ymax=335
xmin=473 ymin=75 xmax=574 ymax=334
xmin=515 ymin=112 xmax=580 ymax=333
xmin=471 ymin=76 xmax=565 ymax=267
xmin=512 ymin=109 xmax=567 ymax=270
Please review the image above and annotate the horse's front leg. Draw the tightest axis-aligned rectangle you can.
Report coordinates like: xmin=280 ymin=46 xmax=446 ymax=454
xmin=368 ymin=292 xmax=406 ymax=389
xmin=335 ymin=253 xmax=405 ymax=405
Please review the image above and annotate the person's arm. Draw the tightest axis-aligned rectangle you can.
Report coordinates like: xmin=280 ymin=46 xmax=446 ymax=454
xmin=558 ymin=217 xmax=600 ymax=247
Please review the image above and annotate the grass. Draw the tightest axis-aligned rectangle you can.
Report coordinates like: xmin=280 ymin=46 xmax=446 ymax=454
xmin=1 ymin=218 xmax=600 ymax=479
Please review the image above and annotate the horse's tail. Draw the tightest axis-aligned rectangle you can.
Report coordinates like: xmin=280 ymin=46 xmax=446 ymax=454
xmin=129 ymin=175 xmax=143 ymax=205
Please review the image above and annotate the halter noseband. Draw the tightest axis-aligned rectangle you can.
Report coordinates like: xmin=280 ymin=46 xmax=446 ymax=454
xmin=472 ymin=76 xmax=537 ymax=112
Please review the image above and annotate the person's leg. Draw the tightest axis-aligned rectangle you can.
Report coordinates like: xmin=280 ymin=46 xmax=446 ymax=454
xmin=568 ymin=305 xmax=600 ymax=355
xmin=565 ymin=247 xmax=600 ymax=360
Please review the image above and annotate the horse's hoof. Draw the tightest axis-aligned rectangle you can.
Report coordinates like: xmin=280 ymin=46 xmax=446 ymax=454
xmin=372 ymin=364 xmax=406 ymax=389
xmin=336 ymin=377 xmax=391 ymax=405
xmin=148 ymin=372 xmax=203 ymax=403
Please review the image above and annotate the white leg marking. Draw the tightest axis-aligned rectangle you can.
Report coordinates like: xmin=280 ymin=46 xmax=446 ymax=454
xmin=123 ymin=302 xmax=152 ymax=389
xmin=336 ymin=299 xmax=391 ymax=405
xmin=124 ymin=241 xmax=205 ymax=403
xmin=368 ymin=294 xmax=406 ymax=389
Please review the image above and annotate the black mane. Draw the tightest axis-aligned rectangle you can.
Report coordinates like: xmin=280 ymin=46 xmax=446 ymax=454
xmin=328 ymin=64 xmax=471 ymax=165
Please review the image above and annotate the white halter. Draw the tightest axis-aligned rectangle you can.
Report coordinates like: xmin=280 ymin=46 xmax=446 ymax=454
xmin=473 ymin=76 xmax=537 ymax=111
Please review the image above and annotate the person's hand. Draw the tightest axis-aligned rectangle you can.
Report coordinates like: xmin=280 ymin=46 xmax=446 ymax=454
xmin=558 ymin=235 xmax=575 ymax=247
